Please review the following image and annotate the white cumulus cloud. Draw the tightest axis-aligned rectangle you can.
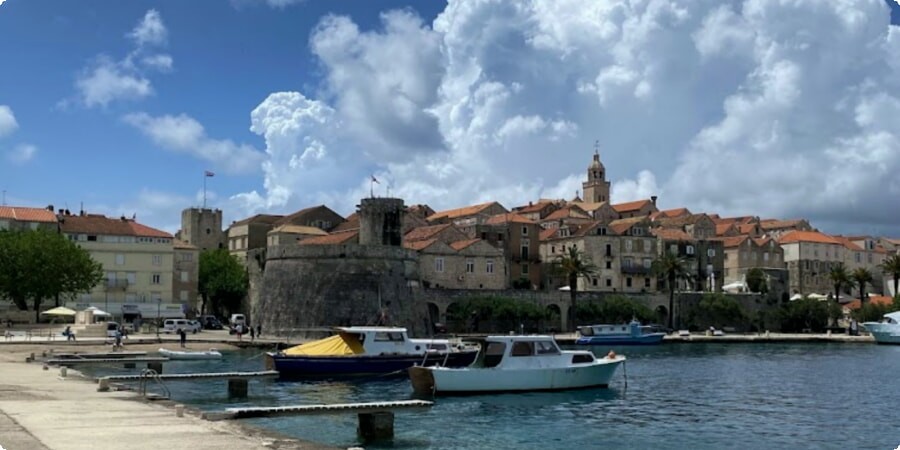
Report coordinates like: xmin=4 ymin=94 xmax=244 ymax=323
xmin=128 ymin=10 xmax=167 ymax=47
xmin=235 ymin=0 xmax=900 ymax=235
xmin=123 ymin=112 xmax=265 ymax=175
xmin=7 ymin=144 xmax=37 ymax=165
xmin=0 ymin=105 xmax=18 ymax=138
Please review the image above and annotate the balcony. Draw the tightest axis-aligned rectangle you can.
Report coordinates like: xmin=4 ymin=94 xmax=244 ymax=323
xmin=105 ymin=279 xmax=130 ymax=290
xmin=620 ymin=265 xmax=651 ymax=275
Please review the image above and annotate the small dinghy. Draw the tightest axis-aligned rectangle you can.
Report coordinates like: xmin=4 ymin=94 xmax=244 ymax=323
xmin=158 ymin=348 xmax=223 ymax=360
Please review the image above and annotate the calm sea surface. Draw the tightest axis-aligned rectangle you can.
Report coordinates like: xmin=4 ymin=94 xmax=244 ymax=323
xmin=80 ymin=343 xmax=900 ymax=450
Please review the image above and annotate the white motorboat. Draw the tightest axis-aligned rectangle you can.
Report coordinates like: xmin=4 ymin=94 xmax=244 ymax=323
xmin=862 ymin=311 xmax=900 ymax=345
xmin=158 ymin=348 xmax=223 ymax=360
xmin=409 ymin=335 xmax=624 ymax=395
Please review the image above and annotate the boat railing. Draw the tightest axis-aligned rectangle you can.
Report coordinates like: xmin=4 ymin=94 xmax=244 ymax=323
xmin=138 ymin=368 xmax=170 ymax=399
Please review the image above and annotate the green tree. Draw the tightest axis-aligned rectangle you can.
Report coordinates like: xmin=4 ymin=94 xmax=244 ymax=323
xmin=652 ymin=250 xmax=688 ymax=330
xmin=552 ymin=246 xmax=597 ymax=331
xmin=745 ymin=268 xmax=766 ymax=293
xmin=851 ymin=267 xmax=873 ymax=306
xmin=774 ymin=298 xmax=836 ymax=333
xmin=687 ymin=293 xmax=747 ymax=330
xmin=879 ymin=254 xmax=900 ymax=298
xmin=0 ymin=230 xmax=103 ymax=321
xmin=199 ymin=249 xmax=248 ymax=317
xmin=575 ymin=295 xmax=655 ymax=324
xmin=828 ymin=263 xmax=850 ymax=304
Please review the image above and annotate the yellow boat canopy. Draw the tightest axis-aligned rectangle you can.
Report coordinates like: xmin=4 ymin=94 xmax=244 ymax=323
xmin=283 ymin=333 xmax=364 ymax=356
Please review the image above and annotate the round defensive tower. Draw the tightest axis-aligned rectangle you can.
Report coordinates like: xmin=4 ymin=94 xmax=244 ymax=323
xmin=358 ymin=197 xmax=405 ymax=246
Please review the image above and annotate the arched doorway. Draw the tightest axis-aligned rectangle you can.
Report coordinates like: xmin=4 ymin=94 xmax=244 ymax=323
xmin=426 ymin=302 xmax=442 ymax=333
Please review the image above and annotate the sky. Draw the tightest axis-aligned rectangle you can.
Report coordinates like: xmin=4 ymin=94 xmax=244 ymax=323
xmin=1 ymin=0 xmax=900 ymax=238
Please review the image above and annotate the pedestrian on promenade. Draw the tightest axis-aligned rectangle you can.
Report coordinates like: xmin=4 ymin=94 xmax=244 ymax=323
xmin=249 ymin=325 xmax=255 ymax=341
xmin=178 ymin=328 xmax=187 ymax=348
xmin=114 ymin=329 xmax=123 ymax=349
xmin=236 ymin=324 xmax=243 ymax=342
xmin=256 ymin=324 xmax=261 ymax=338
xmin=65 ymin=326 xmax=76 ymax=342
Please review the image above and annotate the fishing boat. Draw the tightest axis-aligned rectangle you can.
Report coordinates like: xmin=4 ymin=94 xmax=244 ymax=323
xmin=862 ymin=311 xmax=900 ymax=345
xmin=575 ymin=320 xmax=666 ymax=345
xmin=158 ymin=348 xmax=223 ymax=360
xmin=265 ymin=326 xmax=479 ymax=379
xmin=409 ymin=335 xmax=624 ymax=395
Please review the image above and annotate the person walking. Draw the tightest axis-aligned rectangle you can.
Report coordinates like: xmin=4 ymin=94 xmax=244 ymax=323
xmin=249 ymin=325 xmax=255 ymax=341
xmin=256 ymin=324 xmax=261 ymax=339
xmin=114 ymin=329 xmax=123 ymax=349
xmin=178 ymin=328 xmax=187 ymax=348
xmin=65 ymin=326 xmax=76 ymax=342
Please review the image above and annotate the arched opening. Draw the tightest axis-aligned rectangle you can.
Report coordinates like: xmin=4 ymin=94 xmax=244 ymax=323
xmin=426 ymin=302 xmax=443 ymax=334
xmin=655 ymin=305 xmax=668 ymax=328
xmin=446 ymin=302 xmax=465 ymax=333
xmin=545 ymin=304 xmax=562 ymax=333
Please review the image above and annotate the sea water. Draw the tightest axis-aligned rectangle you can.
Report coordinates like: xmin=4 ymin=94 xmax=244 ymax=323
xmin=79 ymin=343 xmax=900 ymax=450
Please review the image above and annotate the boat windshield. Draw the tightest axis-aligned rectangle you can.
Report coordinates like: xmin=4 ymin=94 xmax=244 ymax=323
xmin=374 ymin=332 xmax=405 ymax=342
xmin=578 ymin=326 xmax=594 ymax=336
xmin=535 ymin=340 xmax=560 ymax=355
xmin=483 ymin=342 xmax=506 ymax=368
xmin=511 ymin=341 xmax=535 ymax=357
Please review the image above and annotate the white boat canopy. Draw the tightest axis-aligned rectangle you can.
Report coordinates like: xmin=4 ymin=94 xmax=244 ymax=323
xmin=83 ymin=306 xmax=111 ymax=316
xmin=41 ymin=306 xmax=76 ymax=316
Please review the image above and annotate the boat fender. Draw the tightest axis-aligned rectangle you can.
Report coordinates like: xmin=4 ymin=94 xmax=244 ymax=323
xmin=607 ymin=350 xmax=616 ymax=359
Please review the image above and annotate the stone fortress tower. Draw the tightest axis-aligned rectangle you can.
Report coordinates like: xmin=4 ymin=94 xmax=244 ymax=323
xmin=254 ymin=197 xmax=427 ymax=339
xmin=582 ymin=142 xmax=611 ymax=203
xmin=179 ymin=207 xmax=225 ymax=251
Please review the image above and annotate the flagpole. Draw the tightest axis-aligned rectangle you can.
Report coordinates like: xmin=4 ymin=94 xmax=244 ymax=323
xmin=203 ymin=172 xmax=207 ymax=208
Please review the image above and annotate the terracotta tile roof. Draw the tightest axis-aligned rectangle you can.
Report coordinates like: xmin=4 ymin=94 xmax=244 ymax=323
xmin=713 ymin=216 xmax=756 ymax=225
xmin=513 ymin=201 xmax=553 ymax=214
xmin=405 ymin=224 xmax=452 ymax=242
xmin=777 ymin=231 xmax=840 ymax=245
xmin=332 ymin=213 xmax=360 ymax=232
xmin=831 ymin=236 xmax=864 ymax=251
xmin=270 ymin=225 xmax=329 ymax=236
xmin=0 ymin=206 xmax=57 ymax=223
xmin=540 ymin=228 xmax=560 ymax=241
xmin=760 ymin=219 xmax=806 ymax=230
xmin=652 ymin=228 xmax=694 ymax=241
xmin=427 ymin=201 xmax=504 ymax=221
xmin=298 ymin=230 xmax=358 ymax=245
xmin=231 ymin=214 xmax=284 ymax=227
xmin=754 ymin=237 xmax=773 ymax=247
xmin=738 ymin=223 xmax=758 ymax=234
xmin=544 ymin=205 xmax=590 ymax=221
xmin=611 ymin=199 xmax=653 ymax=213
xmin=450 ymin=238 xmax=481 ymax=251
xmin=485 ymin=213 xmax=536 ymax=225
xmin=609 ymin=217 xmax=646 ymax=235
xmin=718 ymin=236 xmax=749 ymax=248
xmin=273 ymin=205 xmax=342 ymax=227
xmin=407 ymin=204 xmax=435 ymax=216
xmin=59 ymin=214 xmax=172 ymax=238
xmin=715 ymin=223 xmax=736 ymax=236
xmin=654 ymin=208 xmax=691 ymax=219
xmin=843 ymin=296 xmax=894 ymax=310
xmin=884 ymin=238 xmax=900 ymax=246
xmin=873 ymin=245 xmax=889 ymax=254
xmin=403 ymin=238 xmax=438 ymax=251
xmin=569 ymin=201 xmax=608 ymax=212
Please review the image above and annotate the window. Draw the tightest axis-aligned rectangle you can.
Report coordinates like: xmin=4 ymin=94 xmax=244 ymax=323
xmin=626 ymin=277 xmax=632 ymax=288
xmin=644 ymin=277 xmax=651 ymax=288
xmin=125 ymin=293 xmax=136 ymax=303
xmin=633 ymin=227 xmax=644 ymax=236
xmin=643 ymin=258 xmax=652 ymax=269
xmin=707 ymin=248 xmax=715 ymax=257
xmin=115 ymin=254 xmax=125 ymax=265
xmin=623 ymin=257 xmax=633 ymax=268
xmin=597 ymin=227 xmax=607 ymax=236
xmin=605 ymin=244 xmax=612 ymax=257
xmin=642 ymin=240 xmax=650 ymax=252
xmin=126 ymin=272 xmax=136 ymax=284
xmin=868 ymin=253 xmax=873 ymax=263
xmin=179 ymin=290 xmax=188 ymax=301
xmin=511 ymin=341 xmax=535 ymax=357
xmin=535 ymin=340 xmax=560 ymax=355
xmin=551 ymin=246 xmax=555 ymax=254
xmin=625 ymin=240 xmax=633 ymax=251
xmin=855 ymin=253 xmax=861 ymax=263
xmin=152 ymin=254 xmax=162 ymax=266
xmin=151 ymin=273 xmax=162 ymax=284
xmin=764 ymin=252 xmax=769 ymax=262
xmin=181 ymin=253 xmax=193 ymax=262
xmin=521 ymin=239 xmax=530 ymax=259
xmin=521 ymin=263 xmax=529 ymax=275
xmin=605 ymin=261 xmax=612 ymax=269
xmin=605 ymin=278 xmax=612 ymax=287
xmin=686 ymin=245 xmax=695 ymax=255
xmin=374 ymin=332 xmax=405 ymax=342
xmin=669 ymin=244 xmax=677 ymax=254
xmin=481 ymin=232 xmax=487 ymax=240
xmin=87 ymin=235 xmax=97 ymax=241
xmin=592 ymin=278 xmax=598 ymax=286
xmin=435 ymin=257 xmax=444 ymax=273
xmin=486 ymin=260 xmax=494 ymax=274
xmin=180 ymin=271 xmax=189 ymax=282
xmin=466 ymin=260 xmax=475 ymax=273
xmin=497 ymin=233 xmax=504 ymax=242
xmin=522 ymin=226 xmax=528 ymax=236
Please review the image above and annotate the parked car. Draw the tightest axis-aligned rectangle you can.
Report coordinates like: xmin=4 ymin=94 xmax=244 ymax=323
xmin=105 ymin=321 xmax=121 ymax=338
xmin=198 ymin=315 xmax=223 ymax=330
xmin=162 ymin=319 xmax=200 ymax=334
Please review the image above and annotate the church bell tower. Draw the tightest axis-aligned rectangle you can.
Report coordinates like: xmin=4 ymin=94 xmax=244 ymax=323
xmin=582 ymin=141 xmax=611 ymax=203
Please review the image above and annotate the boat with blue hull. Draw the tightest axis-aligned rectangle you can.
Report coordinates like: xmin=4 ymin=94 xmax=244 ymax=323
xmin=575 ymin=321 xmax=666 ymax=345
xmin=266 ymin=326 xmax=479 ymax=379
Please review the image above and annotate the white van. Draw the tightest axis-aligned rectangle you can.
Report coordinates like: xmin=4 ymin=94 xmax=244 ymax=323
xmin=230 ymin=314 xmax=246 ymax=326
xmin=162 ymin=319 xmax=200 ymax=334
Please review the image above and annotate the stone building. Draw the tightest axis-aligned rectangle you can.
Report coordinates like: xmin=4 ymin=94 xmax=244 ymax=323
xmin=227 ymin=214 xmax=282 ymax=263
xmin=612 ymin=198 xmax=659 ymax=219
xmin=266 ymin=225 xmax=328 ymax=246
xmin=718 ymin=235 xmax=785 ymax=287
xmin=426 ymin=201 xmax=508 ymax=232
xmin=512 ymin=200 xmax=563 ymax=222
xmin=407 ymin=238 xmax=506 ymax=290
xmin=178 ymin=207 xmax=225 ymax=251
xmin=760 ymin=219 xmax=813 ymax=239
xmin=653 ymin=228 xmax=725 ymax=292
xmin=475 ymin=213 xmax=543 ymax=289
xmin=173 ymin=240 xmax=200 ymax=312
xmin=778 ymin=231 xmax=845 ymax=296
xmin=0 ymin=205 xmax=58 ymax=231
xmin=582 ymin=149 xmax=611 ymax=203
xmin=539 ymin=205 xmax=593 ymax=229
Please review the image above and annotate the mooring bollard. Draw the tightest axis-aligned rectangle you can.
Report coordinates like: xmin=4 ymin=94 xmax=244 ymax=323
xmin=60 ymin=367 xmax=68 ymax=378
xmin=175 ymin=404 xmax=185 ymax=417
xmin=228 ymin=379 xmax=248 ymax=398
xmin=357 ymin=412 xmax=394 ymax=441
xmin=43 ymin=364 xmax=48 ymax=371
xmin=98 ymin=378 xmax=110 ymax=392
xmin=147 ymin=362 xmax=163 ymax=374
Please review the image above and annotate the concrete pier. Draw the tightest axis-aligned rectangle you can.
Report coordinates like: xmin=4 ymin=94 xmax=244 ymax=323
xmin=358 ymin=411 xmax=394 ymax=441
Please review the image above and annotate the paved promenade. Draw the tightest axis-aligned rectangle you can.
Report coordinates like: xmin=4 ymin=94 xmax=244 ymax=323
xmin=0 ymin=338 xmax=330 ymax=450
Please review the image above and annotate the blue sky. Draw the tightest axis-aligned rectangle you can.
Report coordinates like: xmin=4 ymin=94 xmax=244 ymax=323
xmin=2 ymin=0 xmax=900 ymax=236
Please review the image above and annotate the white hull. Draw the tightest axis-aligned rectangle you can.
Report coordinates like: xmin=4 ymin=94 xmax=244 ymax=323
xmin=412 ymin=356 xmax=624 ymax=394
xmin=159 ymin=348 xmax=223 ymax=360
xmin=862 ymin=323 xmax=900 ymax=345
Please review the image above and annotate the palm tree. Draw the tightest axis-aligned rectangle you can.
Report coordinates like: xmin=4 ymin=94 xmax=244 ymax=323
xmin=652 ymin=250 xmax=688 ymax=330
xmin=828 ymin=263 xmax=850 ymax=303
xmin=554 ymin=246 xmax=597 ymax=332
xmin=851 ymin=267 xmax=874 ymax=306
xmin=879 ymin=254 xmax=900 ymax=298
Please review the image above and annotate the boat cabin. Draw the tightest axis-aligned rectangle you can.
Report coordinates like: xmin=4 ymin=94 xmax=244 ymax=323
xmin=474 ymin=336 xmax=595 ymax=369
xmin=578 ymin=320 xmax=656 ymax=338
xmin=332 ymin=327 xmax=452 ymax=356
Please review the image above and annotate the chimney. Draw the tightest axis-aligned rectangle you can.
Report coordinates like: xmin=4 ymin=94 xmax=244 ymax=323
xmin=47 ymin=205 xmax=54 ymax=212
xmin=650 ymin=196 xmax=658 ymax=206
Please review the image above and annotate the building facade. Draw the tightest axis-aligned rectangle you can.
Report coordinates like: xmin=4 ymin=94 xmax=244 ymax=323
xmin=173 ymin=240 xmax=200 ymax=313
xmin=178 ymin=207 xmax=226 ymax=251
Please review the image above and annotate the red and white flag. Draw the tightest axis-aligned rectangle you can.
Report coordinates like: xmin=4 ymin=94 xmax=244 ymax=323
xmin=205 ymin=170 xmax=215 ymax=177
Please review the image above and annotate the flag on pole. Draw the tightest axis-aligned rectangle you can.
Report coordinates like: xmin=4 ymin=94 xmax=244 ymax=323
xmin=371 ymin=175 xmax=380 ymax=184
xmin=205 ymin=170 xmax=215 ymax=177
